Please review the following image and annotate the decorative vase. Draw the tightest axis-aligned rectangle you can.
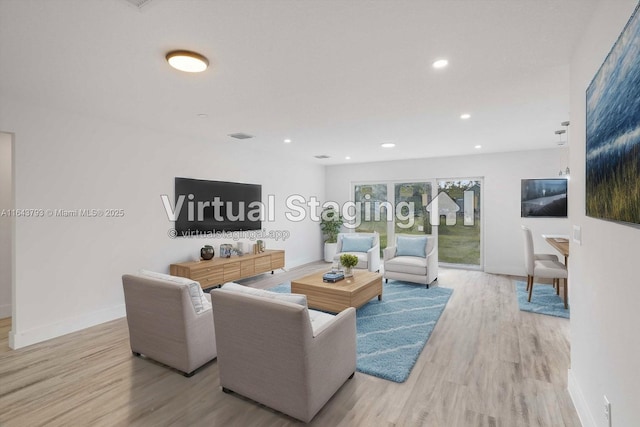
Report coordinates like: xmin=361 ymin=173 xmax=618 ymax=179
xmin=220 ymin=244 xmax=233 ymax=258
xmin=200 ymin=245 xmax=215 ymax=260
xmin=344 ymin=266 xmax=353 ymax=277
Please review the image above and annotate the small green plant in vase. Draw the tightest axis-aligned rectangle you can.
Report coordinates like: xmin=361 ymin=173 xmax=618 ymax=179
xmin=340 ymin=253 xmax=359 ymax=278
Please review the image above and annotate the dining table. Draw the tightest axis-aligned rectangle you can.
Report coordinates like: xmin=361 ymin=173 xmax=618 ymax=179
xmin=543 ymin=234 xmax=569 ymax=266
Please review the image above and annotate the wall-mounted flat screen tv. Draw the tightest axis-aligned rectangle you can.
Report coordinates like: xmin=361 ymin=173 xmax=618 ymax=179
xmin=521 ymin=179 xmax=568 ymax=218
xmin=174 ymin=177 xmax=262 ymax=235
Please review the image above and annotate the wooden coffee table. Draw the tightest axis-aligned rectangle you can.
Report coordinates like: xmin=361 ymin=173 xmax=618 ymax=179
xmin=291 ymin=270 xmax=383 ymax=312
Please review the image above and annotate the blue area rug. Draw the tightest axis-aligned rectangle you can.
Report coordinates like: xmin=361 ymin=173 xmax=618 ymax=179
xmin=515 ymin=281 xmax=570 ymax=319
xmin=269 ymin=280 xmax=453 ymax=383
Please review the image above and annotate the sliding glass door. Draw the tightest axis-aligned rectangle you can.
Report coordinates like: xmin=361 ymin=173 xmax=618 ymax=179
xmin=434 ymin=179 xmax=482 ymax=267
xmin=354 ymin=183 xmax=389 ymax=251
xmin=353 ymin=178 xmax=483 ymax=269
xmin=393 ymin=182 xmax=432 ymax=236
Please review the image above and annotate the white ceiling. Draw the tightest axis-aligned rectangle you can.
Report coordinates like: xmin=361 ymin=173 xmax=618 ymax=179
xmin=0 ymin=0 xmax=599 ymax=165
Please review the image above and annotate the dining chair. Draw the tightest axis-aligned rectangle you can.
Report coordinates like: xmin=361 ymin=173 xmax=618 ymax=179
xmin=533 ymin=247 xmax=561 ymax=293
xmin=521 ymin=226 xmax=568 ymax=308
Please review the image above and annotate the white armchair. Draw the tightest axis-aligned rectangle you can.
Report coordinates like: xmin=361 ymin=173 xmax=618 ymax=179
xmin=211 ymin=283 xmax=356 ymax=423
xmin=122 ymin=271 xmax=217 ymax=377
xmin=383 ymin=234 xmax=438 ymax=287
xmin=333 ymin=232 xmax=381 ymax=272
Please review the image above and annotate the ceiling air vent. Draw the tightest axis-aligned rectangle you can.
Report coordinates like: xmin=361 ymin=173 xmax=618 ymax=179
xmin=228 ymin=133 xmax=254 ymax=140
xmin=123 ymin=0 xmax=155 ymax=8
xmin=314 ymin=155 xmax=331 ymax=159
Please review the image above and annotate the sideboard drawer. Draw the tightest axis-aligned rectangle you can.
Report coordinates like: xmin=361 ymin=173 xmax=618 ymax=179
xmin=223 ymin=262 xmax=241 ymax=282
xmin=240 ymin=259 xmax=255 ymax=277
xmin=254 ymin=256 xmax=271 ymax=273
xmin=190 ymin=266 xmax=220 ymax=281
xmin=198 ymin=272 xmax=224 ymax=288
xmin=271 ymin=252 xmax=285 ymax=270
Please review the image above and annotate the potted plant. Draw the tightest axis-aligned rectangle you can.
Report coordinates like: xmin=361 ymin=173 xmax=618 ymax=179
xmin=320 ymin=207 xmax=344 ymax=262
xmin=339 ymin=254 xmax=358 ymax=277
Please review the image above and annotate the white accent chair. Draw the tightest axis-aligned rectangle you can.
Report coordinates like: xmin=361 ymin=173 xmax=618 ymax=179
xmin=333 ymin=232 xmax=381 ymax=272
xmin=122 ymin=272 xmax=217 ymax=377
xmin=521 ymin=226 xmax=568 ymax=308
xmin=383 ymin=234 xmax=438 ymax=287
xmin=211 ymin=283 xmax=356 ymax=423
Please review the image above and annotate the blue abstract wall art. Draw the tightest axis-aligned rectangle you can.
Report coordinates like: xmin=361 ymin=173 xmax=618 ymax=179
xmin=586 ymin=2 xmax=640 ymax=226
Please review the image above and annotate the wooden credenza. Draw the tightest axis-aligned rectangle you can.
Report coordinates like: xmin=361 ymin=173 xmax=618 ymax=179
xmin=170 ymin=249 xmax=285 ymax=289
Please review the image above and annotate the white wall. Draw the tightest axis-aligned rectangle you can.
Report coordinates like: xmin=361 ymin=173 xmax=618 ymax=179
xmin=0 ymin=99 xmax=324 ymax=349
xmin=0 ymin=132 xmax=12 ymax=318
xmin=567 ymin=1 xmax=640 ymax=426
xmin=325 ymin=149 xmax=570 ymax=275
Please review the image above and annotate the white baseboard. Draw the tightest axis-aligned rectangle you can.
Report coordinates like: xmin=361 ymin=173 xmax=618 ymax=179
xmin=568 ymin=368 xmax=596 ymax=427
xmin=9 ymin=304 xmax=126 ymax=349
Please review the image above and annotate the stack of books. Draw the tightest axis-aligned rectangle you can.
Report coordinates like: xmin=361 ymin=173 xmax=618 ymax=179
xmin=323 ymin=271 xmax=345 ymax=283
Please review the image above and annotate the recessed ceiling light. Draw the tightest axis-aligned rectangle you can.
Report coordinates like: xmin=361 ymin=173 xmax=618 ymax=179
xmin=432 ymin=59 xmax=449 ymax=69
xmin=196 ymin=113 xmax=208 ymax=118
xmin=475 ymin=145 xmax=482 ymax=149
xmin=284 ymin=139 xmax=292 ymax=143
xmin=381 ymin=143 xmax=396 ymax=148
xmin=345 ymin=156 xmax=351 ymax=160
xmin=460 ymin=113 xmax=471 ymax=120
xmin=166 ymin=50 xmax=209 ymax=73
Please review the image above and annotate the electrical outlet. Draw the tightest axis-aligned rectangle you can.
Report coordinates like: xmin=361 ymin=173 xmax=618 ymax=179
xmin=604 ymin=395 xmax=611 ymax=427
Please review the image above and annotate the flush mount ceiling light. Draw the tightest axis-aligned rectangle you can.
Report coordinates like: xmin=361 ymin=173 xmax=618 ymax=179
xmin=460 ymin=113 xmax=471 ymax=120
xmin=381 ymin=143 xmax=396 ymax=148
xmin=432 ymin=59 xmax=449 ymax=69
xmin=166 ymin=50 xmax=209 ymax=73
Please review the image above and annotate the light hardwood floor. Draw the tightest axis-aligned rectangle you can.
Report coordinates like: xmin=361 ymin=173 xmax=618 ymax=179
xmin=0 ymin=265 xmax=579 ymax=426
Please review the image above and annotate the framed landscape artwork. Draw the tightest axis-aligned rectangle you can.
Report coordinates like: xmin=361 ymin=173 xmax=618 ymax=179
xmin=586 ymin=2 xmax=640 ymax=227
xmin=521 ymin=179 xmax=568 ymax=218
